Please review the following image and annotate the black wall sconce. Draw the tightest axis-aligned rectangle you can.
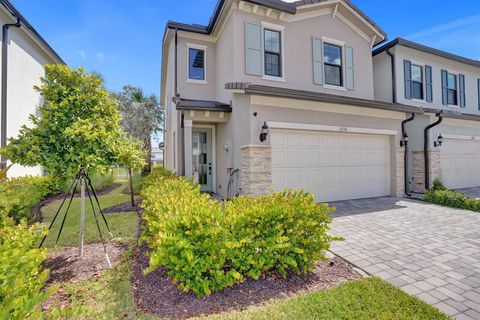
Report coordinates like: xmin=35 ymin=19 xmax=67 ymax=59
xmin=434 ymin=134 xmax=444 ymax=147
xmin=400 ymin=134 xmax=409 ymax=147
xmin=259 ymin=122 xmax=269 ymax=142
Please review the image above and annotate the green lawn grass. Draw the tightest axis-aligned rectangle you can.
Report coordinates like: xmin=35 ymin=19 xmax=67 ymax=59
xmin=41 ymin=183 xmax=137 ymax=248
xmin=54 ymin=255 xmax=450 ymax=320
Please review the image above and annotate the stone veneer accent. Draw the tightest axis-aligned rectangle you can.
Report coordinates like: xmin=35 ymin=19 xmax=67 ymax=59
xmin=413 ymin=150 xmax=440 ymax=192
xmin=239 ymin=145 xmax=272 ymax=196
xmin=394 ymin=148 xmax=405 ymax=198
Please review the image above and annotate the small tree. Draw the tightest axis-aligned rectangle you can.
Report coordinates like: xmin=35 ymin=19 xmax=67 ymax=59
xmin=116 ymin=85 xmax=163 ymax=175
xmin=1 ymin=65 xmax=144 ymax=255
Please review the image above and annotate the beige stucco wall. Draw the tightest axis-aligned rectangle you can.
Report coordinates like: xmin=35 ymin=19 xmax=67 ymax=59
xmin=372 ymin=52 xmax=393 ymax=103
xmin=0 ymin=11 xmax=60 ymax=177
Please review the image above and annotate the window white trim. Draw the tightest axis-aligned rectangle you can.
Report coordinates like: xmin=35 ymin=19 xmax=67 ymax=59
xmin=321 ymin=36 xmax=346 ymax=90
xmin=261 ymin=21 xmax=286 ymax=82
xmin=445 ymin=69 xmax=460 ymax=107
xmin=186 ymin=43 xmax=208 ymax=84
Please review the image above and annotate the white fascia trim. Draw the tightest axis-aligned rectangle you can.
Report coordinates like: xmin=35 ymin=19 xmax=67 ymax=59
xmin=267 ymin=121 xmax=398 ymax=136
xmin=443 ymin=134 xmax=480 ymax=141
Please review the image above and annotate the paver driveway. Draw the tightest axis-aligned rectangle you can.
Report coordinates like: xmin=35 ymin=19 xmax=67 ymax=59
xmin=330 ymin=197 xmax=480 ymax=320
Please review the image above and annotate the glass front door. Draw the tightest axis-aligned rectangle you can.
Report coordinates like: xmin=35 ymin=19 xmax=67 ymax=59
xmin=192 ymin=128 xmax=212 ymax=193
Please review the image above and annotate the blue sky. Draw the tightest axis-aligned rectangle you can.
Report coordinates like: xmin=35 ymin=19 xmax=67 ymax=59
xmin=11 ymin=0 xmax=480 ymax=98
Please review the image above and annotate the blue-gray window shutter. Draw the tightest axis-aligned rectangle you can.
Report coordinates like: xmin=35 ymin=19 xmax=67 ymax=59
xmin=425 ymin=65 xmax=433 ymax=103
xmin=245 ymin=22 xmax=263 ymax=76
xmin=345 ymin=46 xmax=354 ymax=90
xmin=478 ymin=79 xmax=480 ymax=110
xmin=459 ymin=74 xmax=466 ymax=108
xmin=441 ymin=70 xmax=448 ymax=105
xmin=404 ymin=60 xmax=412 ymax=99
xmin=312 ymin=37 xmax=324 ymax=85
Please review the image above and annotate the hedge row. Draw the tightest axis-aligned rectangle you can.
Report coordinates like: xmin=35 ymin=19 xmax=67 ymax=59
xmin=141 ymin=168 xmax=337 ymax=297
xmin=0 ymin=211 xmax=50 ymax=319
xmin=0 ymin=176 xmax=60 ymax=222
xmin=424 ymin=179 xmax=480 ymax=212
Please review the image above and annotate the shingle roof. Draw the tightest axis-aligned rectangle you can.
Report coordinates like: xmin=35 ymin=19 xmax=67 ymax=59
xmin=174 ymin=97 xmax=232 ymax=112
xmin=373 ymin=37 xmax=480 ymax=68
xmin=165 ymin=0 xmax=386 ymax=41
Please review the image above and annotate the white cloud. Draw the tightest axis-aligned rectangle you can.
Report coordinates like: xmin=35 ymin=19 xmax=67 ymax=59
xmin=77 ymin=50 xmax=86 ymax=60
xmin=406 ymin=15 xmax=480 ymax=40
xmin=95 ymin=52 xmax=105 ymax=61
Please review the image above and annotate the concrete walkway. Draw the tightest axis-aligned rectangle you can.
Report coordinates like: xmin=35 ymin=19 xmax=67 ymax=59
xmin=329 ymin=197 xmax=480 ymax=319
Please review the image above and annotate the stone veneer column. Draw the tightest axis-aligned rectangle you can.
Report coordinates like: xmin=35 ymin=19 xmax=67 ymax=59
xmin=239 ymin=145 xmax=272 ymax=196
xmin=413 ymin=150 xmax=440 ymax=192
xmin=394 ymin=148 xmax=405 ymax=198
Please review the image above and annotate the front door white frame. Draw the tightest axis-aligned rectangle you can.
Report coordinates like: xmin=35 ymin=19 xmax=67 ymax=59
xmin=193 ymin=124 xmax=216 ymax=193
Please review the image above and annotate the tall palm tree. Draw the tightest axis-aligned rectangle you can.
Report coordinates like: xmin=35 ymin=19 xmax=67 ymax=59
xmin=116 ymin=85 xmax=164 ymax=175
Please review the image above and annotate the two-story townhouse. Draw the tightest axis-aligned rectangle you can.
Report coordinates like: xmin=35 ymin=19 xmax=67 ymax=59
xmin=373 ymin=37 xmax=480 ymax=193
xmin=162 ymin=0 xmax=425 ymax=202
xmin=0 ymin=0 xmax=64 ymax=177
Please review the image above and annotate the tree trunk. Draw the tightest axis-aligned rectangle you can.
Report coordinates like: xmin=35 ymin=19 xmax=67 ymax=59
xmin=129 ymin=167 xmax=135 ymax=207
xmin=142 ymin=137 xmax=152 ymax=176
xmin=79 ymin=177 xmax=85 ymax=257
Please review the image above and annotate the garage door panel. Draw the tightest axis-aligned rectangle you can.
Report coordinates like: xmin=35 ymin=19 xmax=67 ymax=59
xmin=271 ymin=129 xmax=391 ymax=202
xmin=440 ymin=139 xmax=480 ymax=189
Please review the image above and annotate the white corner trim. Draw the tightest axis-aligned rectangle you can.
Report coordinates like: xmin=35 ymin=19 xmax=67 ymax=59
xmin=323 ymin=84 xmax=347 ymax=91
xmin=262 ymin=75 xmax=286 ymax=82
xmin=321 ymin=36 xmax=346 ymax=46
xmin=443 ymin=134 xmax=480 ymax=141
xmin=267 ymin=121 xmax=398 ymax=136
xmin=261 ymin=21 xmax=285 ymax=31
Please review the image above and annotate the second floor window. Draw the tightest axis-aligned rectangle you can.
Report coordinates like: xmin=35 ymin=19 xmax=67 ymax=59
xmin=264 ymin=29 xmax=281 ymax=77
xmin=324 ymin=43 xmax=342 ymax=86
xmin=411 ymin=64 xmax=423 ymax=100
xmin=188 ymin=48 xmax=205 ymax=81
xmin=447 ymin=73 xmax=458 ymax=105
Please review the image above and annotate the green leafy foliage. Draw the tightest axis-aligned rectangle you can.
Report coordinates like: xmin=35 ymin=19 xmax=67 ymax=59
xmin=0 ymin=214 xmax=50 ymax=319
xmin=424 ymin=179 xmax=480 ymax=212
xmin=141 ymin=169 xmax=337 ymax=297
xmin=0 ymin=176 xmax=59 ymax=222
xmin=1 ymin=65 xmax=144 ymax=178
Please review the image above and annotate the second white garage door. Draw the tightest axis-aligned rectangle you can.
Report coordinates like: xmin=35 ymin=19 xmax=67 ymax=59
xmin=440 ymin=138 xmax=480 ymax=189
xmin=271 ymin=129 xmax=391 ymax=202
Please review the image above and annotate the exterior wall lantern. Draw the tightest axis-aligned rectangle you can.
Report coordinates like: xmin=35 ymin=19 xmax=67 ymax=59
xmin=434 ymin=134 xmax=444 ymax=147
xmin=400 ymin=134 xmax=409 ymax=147
xmin=259 ymin=122 xmax=269 ymax=142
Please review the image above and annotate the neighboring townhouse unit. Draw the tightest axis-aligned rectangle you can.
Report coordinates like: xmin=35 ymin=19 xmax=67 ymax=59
xmin=162 ymin=0 xmax=429 ymax=202
xmin=373 ymin=37 xmax=480 ymax=192
xmin=0 ymin=0 xmax=64 ymax=177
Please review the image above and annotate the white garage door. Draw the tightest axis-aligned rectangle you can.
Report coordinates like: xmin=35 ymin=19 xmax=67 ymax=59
xmin=271 ymin=129 xmax=391 ymax=202
xmin=440 ymin=138 xmax=480 ymax=189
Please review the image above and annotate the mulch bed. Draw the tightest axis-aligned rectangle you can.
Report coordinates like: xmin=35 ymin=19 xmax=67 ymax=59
xmin=30 ymin=183 xmax=122 ymax=223
xmin=131 ymin=243 xmax=362 ymax=319
xmin=43 ymin=242 xmax=128 ymax=284
xmin=102 ymin=199 xmax=142 ymax=214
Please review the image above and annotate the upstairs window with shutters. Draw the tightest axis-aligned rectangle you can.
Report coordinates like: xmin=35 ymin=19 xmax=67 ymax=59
xmin=447 ymin=73 xmax=458 ymax=106
xmin=323 ymin=43 xmax=343 ymax=86
xmin=264 ymin=29 xmax=282 ymax=77
xmin=411 ymin=64 xmax=423 ymax=100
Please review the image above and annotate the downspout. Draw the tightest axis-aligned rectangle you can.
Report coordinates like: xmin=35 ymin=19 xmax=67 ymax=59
xmin=424 ymin=112 xmax=443 ymax=190
xmin=400 ymin=113 xmax=415 ymax=196
xmin=386 ymin=48 xmax=397 ymax=103
xmin=181 ymin=112 xmax=185 ymax=176
xmin=1 ymin=17 xmax=21 ymax=170
xmin=174 ymin=27 xmax=179 ymax=98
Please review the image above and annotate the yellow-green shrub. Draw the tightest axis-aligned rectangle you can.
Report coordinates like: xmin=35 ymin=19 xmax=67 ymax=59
xmin=0 ymin=176 xmax=59 ymax=222
xmin=141 ymin=169 xmax=337 ymax=297
xmin=0 ymin=214 xmax=50 ymax=319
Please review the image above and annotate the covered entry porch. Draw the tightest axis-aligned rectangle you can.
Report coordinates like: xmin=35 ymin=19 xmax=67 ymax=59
xmin=176 ymin=98 xmax=231 ymax=194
